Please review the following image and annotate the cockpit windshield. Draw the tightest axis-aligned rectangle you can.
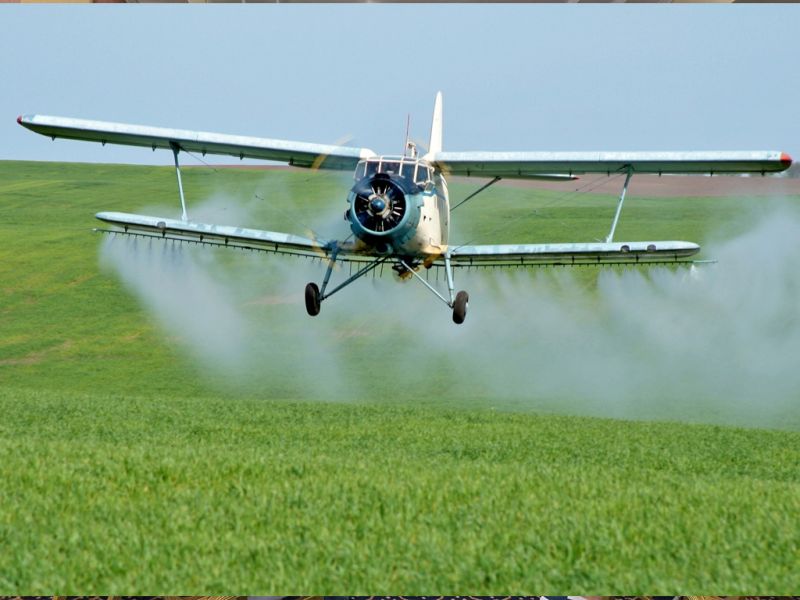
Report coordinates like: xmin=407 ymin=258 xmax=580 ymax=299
xmin=355 ymin=157 xmax=432 ymax=186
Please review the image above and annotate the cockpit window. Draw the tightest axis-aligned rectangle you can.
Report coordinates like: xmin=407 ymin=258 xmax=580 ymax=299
xmin=399 ymin=161 xmax=416 ymax=180
xmin=379 ymin=160 xmax=401 ymax=174
xmin=354 ymin=161 xmax=366 ymax=180
xmin=364 ymin=161 xmax=379 ymax=177
xmin=416 ymin=165 xmax=430 ymax=184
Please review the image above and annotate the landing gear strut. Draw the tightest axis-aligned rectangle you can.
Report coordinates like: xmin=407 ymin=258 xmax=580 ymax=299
xmin=399 ymin=253 xmax=470 ymax=325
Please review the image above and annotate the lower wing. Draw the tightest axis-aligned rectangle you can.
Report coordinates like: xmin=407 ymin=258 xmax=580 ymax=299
xmin=94 ymin=212 xmax=372 ymax=263
xmin=448 ymin=240 xmax=700 ymax=266
xmin=95 ymin=213 xmax=701 ymax=267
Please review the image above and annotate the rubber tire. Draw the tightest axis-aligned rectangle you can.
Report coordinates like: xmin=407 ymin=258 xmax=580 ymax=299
xmin=452 ymin=290 xmax=469 ymax=324
xmin=305 ymin=282 xmax=321 ymax=316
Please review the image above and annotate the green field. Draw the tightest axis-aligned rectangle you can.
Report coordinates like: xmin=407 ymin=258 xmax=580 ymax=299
xmin=1 ymin=160 xmax=799 ymax=591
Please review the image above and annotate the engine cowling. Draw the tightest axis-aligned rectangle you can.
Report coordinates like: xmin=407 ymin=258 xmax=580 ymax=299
xmin=348 ymin=172 xmax=422 ymax=253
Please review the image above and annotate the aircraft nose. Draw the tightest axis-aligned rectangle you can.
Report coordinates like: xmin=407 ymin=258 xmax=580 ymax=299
xmin=370 ymin=198 xmax=386 ymax=213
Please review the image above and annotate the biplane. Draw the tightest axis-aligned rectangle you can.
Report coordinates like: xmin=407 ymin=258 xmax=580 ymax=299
xmin=18 ymin=93 xmax=792 ymax=323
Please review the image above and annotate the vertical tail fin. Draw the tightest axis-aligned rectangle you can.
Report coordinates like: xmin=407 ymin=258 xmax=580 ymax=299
xmin=425 ymin=91 xmax=443 ymax=159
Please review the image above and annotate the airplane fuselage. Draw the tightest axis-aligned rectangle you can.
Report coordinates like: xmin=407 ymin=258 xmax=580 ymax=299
xmin=347 ymin=156 xmax=449 ymax=260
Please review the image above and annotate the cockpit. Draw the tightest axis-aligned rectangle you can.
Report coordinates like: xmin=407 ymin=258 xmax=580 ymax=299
xmin=354 ymin=156 xmax=433 ymax=186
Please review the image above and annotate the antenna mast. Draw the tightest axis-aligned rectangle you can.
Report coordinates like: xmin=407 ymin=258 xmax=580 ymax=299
xmin=403 ymin=114 xmax=411 ymax=156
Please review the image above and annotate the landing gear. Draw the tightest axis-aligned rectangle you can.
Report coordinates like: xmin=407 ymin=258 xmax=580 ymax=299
xmin=305 ymin=282 xmax=321 ymax=316
xmin=304 ymin=253 xmax=389 ymax=318
xmin=452 ymin=290 xmax=469 ymax=324
xmin=303 ymin=249 xmax=470 ymax=324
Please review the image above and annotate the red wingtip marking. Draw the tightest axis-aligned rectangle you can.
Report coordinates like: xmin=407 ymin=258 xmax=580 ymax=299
xmin=781 ymin=152 xmax=793 ymax=166
xmin=16 ymin=115 xmax=22 ymax=124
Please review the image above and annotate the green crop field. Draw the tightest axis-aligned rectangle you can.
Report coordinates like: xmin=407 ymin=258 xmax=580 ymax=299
xmin=1 ymin=160 xmax=799 ymax=591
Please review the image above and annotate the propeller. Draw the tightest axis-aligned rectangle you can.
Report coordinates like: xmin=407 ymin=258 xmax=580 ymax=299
xmin=301 ymin=132 xmax=356 ymax=264
xmin=311 ymin=133 xmax=355 ymax=170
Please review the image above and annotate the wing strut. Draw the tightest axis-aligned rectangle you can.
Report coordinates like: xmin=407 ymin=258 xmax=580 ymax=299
xmin=170 ymin=142 xmax=189 ymax=222
xmin=605 ymin=166 xmax=633 ymax=243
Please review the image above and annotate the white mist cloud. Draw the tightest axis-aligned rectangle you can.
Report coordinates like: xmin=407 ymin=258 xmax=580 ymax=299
xmin=100 ymin=233 xmax=249 ymax=371
xmin=406 ymin=205 xmax=800 ymax=427
xmin=100 ymin=201 xmax=800 ymax=430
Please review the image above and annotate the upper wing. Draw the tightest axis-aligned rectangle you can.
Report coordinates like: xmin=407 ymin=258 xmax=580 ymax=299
xmin=449 ymin=240 xmax=700 ymax=266
xmin=18 ymin=114 xmax=376 ymax=170
xmin=95 ymin=212 xmax=373 ymax=262
xmin=432 ymin=151 xmax=792 ymax=178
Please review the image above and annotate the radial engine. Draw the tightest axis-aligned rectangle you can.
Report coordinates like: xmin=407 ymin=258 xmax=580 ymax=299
xmin=347 ymin=171 xmax=423 ymax=254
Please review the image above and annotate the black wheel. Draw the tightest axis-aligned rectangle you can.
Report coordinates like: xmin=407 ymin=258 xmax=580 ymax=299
xmin=452 ymin=290 xmax=469 ymax=324
xmin=305 ymin=282 xmax=321 ymax=316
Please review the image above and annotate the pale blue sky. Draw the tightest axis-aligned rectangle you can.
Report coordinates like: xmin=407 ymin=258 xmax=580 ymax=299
xmin=1 ymin=5 xmax=799 ymax=165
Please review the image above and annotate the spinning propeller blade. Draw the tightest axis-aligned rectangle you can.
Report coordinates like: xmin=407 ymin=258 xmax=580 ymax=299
xmin=311 ymin=133 xmax=355 ymax=171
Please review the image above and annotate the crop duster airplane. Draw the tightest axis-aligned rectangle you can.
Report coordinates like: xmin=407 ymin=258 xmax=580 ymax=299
xmin=18 ymin=93 xmax=792 ymax=324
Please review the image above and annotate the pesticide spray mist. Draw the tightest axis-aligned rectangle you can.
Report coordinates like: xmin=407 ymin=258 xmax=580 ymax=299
xmin=100 ymin=199 xmax=800 ymax=430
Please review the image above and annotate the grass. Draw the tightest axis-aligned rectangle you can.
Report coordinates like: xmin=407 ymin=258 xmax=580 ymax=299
xmin=2 ymin=387 xmax=799 ymax=591
xmin=1 ymin=160 xmax=799 ymax=591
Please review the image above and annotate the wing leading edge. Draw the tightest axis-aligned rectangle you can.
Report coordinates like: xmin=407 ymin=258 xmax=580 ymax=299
xmin=18 ymin=115 xmax=376 ymax=170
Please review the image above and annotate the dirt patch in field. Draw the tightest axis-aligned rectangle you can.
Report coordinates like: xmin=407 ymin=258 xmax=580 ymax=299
xmin=246 ymin=293 xmax=300 ymax=306
xmin=0 ymin=340 xmax=74 ymax=366
xmin=332 ymin=325 xmax=370 ymax=340
xmin=67 ymin=274 xmax=94 ymax=287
